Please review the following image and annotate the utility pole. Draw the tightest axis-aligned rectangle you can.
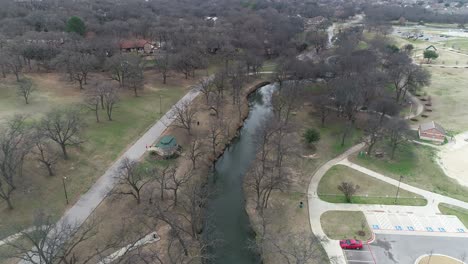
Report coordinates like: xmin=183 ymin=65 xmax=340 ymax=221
xmin=159 ymin=94 xmax=162 ymax=115
xmin=62 ymin=176 xmax=69 ymax=205
xmin=394 ymin=175 xmax=404 ymax=204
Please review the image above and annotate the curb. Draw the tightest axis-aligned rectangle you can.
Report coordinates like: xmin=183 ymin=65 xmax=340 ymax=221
xmin=366 ymin=230 xmax=376 ymax=244
xmin=414 ymin=254 xmax=466 ymax=264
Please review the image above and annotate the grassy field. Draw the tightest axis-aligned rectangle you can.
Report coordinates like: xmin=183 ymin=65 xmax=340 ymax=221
xmin=391 ymin=34 xmax=468 ymax=132
xmin=320 ymin=211 xmax=371 ymax=241
xmin=318 ymin=165 xmax=427 ymax=206
xmin=351 ymin=142 xmax=468 ymax=202
xmin=0 ymin=70 xmax=191 ymax=239
xmin=439 ymin=203 xmax=468 ymax=227
xmin=318 ymin=123 xmax=363 ymax=156
xmin=416 ymin=66 xmax=468 ymax=132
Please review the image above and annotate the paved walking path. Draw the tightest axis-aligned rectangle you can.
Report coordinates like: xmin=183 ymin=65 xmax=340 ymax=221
xmin=307 ymin=142 xmax=468 ymax=264
xmin=13 ymin=81 xmax=204 ymax=263
xmin=57 ymin=87 xmax=200 ymax=227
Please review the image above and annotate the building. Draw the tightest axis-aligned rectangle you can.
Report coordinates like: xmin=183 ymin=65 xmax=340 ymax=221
xmin=418 ymin=121 xmax=446 ymax=143
xmin=119 ymin=39 xmax=153 ymax=54
xmin=149 ymin=135 xmax=179 ymax=158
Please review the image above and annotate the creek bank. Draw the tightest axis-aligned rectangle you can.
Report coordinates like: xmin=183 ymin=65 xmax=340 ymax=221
xmin=205 ymin=83 xmax=276 ymax=264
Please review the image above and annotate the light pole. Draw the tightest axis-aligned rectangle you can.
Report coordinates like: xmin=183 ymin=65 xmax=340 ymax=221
xmin=62 ymin=176 xmax=69 ymax=205
xmin=394 ymin=175 xmax=404 ymax=204
xmin=159 ymin=94 xmax=162 ymax=115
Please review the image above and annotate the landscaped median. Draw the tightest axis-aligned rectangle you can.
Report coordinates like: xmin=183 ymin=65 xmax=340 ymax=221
xmin=321 ymin=211 xmax=372 ymax=241
xmin=318 ymin=165 xmax=427 ymax=206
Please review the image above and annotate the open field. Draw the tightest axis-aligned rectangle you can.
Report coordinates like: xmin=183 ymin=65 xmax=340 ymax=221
xmin=391 ymin=32 xmax=468 ymax=132
xmin=439 ymin=203 xmax=468 ymax=227
xmin=321 ymin=211 xmax=371 ymax=241
xmin=416 ymin=67 xmax=468 ymax=133
xmin=0 ymin=70 xmax=192 ymax=239
xmin=318 ymin=165 xmax=426 ymax=206
xmin=351 ymin=142 xmax=468 ymax=203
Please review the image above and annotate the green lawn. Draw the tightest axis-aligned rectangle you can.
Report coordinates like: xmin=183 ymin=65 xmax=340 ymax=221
xmin=439 ymin=203 xmax=468 ymax=228
xmin=351 ymin=142 xmax=468 ymax=202
xmin=318 ymin=124 xmax=363 ymax=156
xmin=0 ymin=73 xmax=188 ymax=239
xmin=318 ymin=165 xmax=426 ymax=206
xmin=321 ymin=211 xmax=371 ymax=241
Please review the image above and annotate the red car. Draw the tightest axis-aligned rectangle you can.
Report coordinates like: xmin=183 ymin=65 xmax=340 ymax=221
xmin=339 ymin=239 xmax=363 ymax=250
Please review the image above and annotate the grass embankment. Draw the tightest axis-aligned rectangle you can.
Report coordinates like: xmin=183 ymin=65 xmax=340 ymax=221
xmin=318 ymin=165 xmax=427 ymax=206
xmin=321 ymin=211 xmax=371 ymax=241
xmin=351 ymin=142 xmax=468 ymax=202
xmin=0 ymin=71 xmax=189 ymax=239
xmin=439 ymin=203 xmax=468 ymax=228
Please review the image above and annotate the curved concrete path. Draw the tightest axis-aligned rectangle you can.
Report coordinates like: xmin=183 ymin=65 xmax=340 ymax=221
xmin=307 ymin=143 xmax=468 ymax=264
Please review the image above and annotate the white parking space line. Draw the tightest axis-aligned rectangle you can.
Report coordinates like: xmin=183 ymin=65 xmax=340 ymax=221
xmin=365 ymin=212 xmax=468 ymax=236
xmin=409 ymin=214 xmax=424 ymax=231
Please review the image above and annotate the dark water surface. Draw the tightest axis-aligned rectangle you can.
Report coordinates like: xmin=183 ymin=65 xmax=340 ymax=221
xmin=206 ymin=84 xmax=275 ymax=264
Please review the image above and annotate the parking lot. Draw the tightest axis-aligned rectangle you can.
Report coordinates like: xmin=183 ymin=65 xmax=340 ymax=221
xmin=365 ymin=212 xmax=467 ymax=236
xmin=369 ymin=234 xmax=468 ymax=264
xmin=343 ymin=244 xmax=376 ymax=264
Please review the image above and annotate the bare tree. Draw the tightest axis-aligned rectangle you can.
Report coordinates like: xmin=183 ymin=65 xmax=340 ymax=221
xmin=385 ymin=118 xmax=409 ymax=159
xmin=164 ymin=167 xmax=193 ymax=206
xmin=4 ymin=52 xmax=23 ymax=81
xmin=198 ymin=77 xmax=213 ymax=104
xmin=207 ymin=118 xmax=225 ymax=165
xmin=172 ymin=101 xmax=198 ymax=135
xmin=3 ymin=213 xmax=115 ymax=264
xmin=364 ymin=116 xmax=384 ymax=156
xmin=0 ymin=115 xmax=30 ymax=209
xmin=83 ymin=89 xmax=101 ymax=123
xmin=180 ymin=180 xmax=209 ymax=240
xmin=385 ymin=53 xmax=431 ymax=103
xmin=114 ymin=157 xmax=152 ymax=204
xmin=39 ymin=108 xmax=83 ymax=160
xmin=105 ymin=53 xmax=142 ymax=88
xmin=155 ymin=51 xmax=172 ymax=84
xmin=187 ymin=137 xmax=204 ymax=170
xmin=103 ymin=83 xmax=119 ymax=121
xmin=338 ymin=182 xmax=360 ymax=203
xmin=32 ymin=131 xmax=59 ymax=177
xmin=314 ymin=94 xmax=332 ymax=127
xmin=17 ymin=78 xmax=35 ymax=104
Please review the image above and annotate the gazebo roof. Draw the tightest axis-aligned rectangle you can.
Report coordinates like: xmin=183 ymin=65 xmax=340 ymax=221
xmin=155 ymin=135 xmax=177 ymax=149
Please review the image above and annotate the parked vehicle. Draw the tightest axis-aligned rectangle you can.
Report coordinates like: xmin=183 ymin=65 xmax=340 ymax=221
xmin=339 ymin=239 xmax=363 ymax=250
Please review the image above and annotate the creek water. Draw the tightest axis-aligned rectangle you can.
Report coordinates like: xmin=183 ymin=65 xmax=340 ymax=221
xmin=205 ymin=84 xmax=276 ymax=264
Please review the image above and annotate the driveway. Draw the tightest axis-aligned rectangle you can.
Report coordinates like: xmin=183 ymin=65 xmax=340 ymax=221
xmin=369 ymin=234 xmax=468 ymax=264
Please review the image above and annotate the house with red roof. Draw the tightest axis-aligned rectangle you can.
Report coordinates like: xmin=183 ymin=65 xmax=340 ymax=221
xmin=119 ymin=39 xmax=154 ymax=54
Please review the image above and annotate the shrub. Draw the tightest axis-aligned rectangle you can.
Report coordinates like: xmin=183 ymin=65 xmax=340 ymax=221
xmin=303 ymin=128 xmax=320 ymax=144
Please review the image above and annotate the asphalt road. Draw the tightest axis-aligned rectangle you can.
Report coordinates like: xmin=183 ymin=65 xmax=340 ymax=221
xmin=369 ymin=234 xmax=468 ymax=264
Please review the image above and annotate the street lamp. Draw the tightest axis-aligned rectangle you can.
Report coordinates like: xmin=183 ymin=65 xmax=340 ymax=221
xmin=62 ymin=176 xmax=69 ymax=205
xmin=159 ymin=94 xmax=162 ymax=115
xmin=394 ymin=175 xmax=404 ymax=204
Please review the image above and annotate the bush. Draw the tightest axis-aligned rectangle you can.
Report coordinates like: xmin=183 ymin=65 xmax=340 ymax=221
xmin=303 ymin=128 xmax=320 ymax=144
